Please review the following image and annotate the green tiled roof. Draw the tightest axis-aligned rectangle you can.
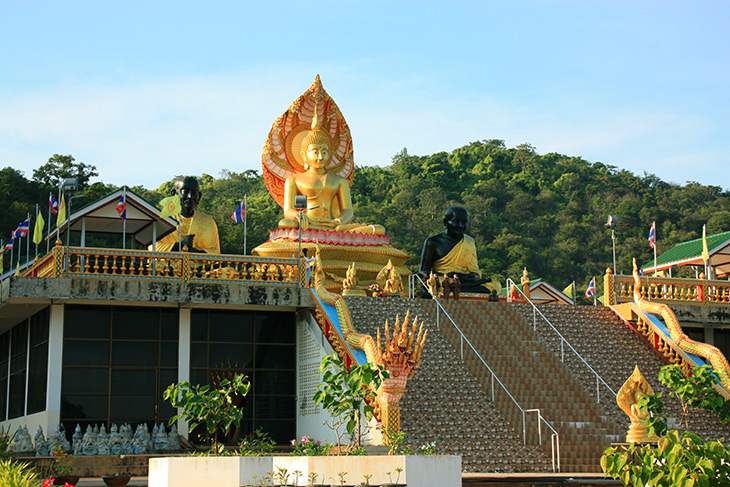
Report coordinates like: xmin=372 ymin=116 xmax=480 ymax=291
xmin=642 ymin=230 xmax=730 ymax=270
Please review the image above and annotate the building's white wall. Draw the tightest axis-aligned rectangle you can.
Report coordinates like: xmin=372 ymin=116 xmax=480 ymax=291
xmin=0 ymin=304 xmax=64 ymax=437
xmin=176 ymin=308 xmax=191 ymax=438
xmin=295 ymin=312 xmax=337 ymax=444
xmin=46 ymin=304 xmax=64 ymax=420
xmin=1 ymin=410 xmax=59 ymax=441
xmin=294 ymin=312 xmax=382 ymax=447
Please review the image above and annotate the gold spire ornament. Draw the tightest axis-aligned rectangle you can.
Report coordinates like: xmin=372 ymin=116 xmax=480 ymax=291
xmin=616 ymin=365 xmax=658 ymax=443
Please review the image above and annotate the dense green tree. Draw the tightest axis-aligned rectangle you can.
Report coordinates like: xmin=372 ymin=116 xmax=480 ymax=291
xmin=32 ymin=154 xmax=98 ymax=189
xmin=3 ymin=143 xmax=730 ymax=303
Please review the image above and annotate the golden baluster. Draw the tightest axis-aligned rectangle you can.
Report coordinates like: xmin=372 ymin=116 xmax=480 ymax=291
xmin=90 ymin=254 xmax=99 ymax=275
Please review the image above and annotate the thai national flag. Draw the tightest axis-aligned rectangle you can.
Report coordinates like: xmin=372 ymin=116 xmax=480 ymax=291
xmin=231 ymin=200 xmax=246 ymax=224
xmin=116 ymin=194 xmax=127 ymax=220
xmin=4 ymin=239 xmax=13 ymax=250
xmin=648 ymin=221 xmax=656 ymax=249
xmin=13 ymin=218 xmax=30 ymax=238
xmin=49 ymin=194 xmax=59 ymax=214
xmin=585 ymin=277 xmax=595 ymax=298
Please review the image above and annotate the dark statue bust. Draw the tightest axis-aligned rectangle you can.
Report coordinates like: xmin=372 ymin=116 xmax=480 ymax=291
xmin=153 ymin=176 xmax=221 ymax=254
xmin=419 ymin=206 xmax=490 ymax=293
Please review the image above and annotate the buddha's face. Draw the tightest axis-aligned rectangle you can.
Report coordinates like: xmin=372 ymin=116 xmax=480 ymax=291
xmin=301 ymin=142 xmax=331 ymax=170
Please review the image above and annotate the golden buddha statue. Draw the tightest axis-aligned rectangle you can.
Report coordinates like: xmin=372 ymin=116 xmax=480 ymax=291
xmin=254 ymin=75 xmax=408 ymax=291
xmin=277 ymin=107 xmax=384 ymax=235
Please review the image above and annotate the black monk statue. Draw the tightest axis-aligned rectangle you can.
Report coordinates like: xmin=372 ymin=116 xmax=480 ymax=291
xmin=419 ymin=206 xmax=490 ymax=293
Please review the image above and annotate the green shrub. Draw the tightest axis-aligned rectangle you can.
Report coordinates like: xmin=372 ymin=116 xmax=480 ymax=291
xmin=601 ymin=364 xmax=730 ymax=486
xmin=163 ymin=373 xmax=251 ymax=455
xmin=0 ymin=459 xmax=42 ymax=487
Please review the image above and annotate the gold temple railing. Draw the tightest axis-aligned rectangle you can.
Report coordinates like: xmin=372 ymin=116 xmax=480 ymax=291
xmin=612 ymin=302 xmax=730 ymax=400
xmin=604 ymin=270 xmax=730 ymax=306
xmin=24 ymin=245 xmax=302 ymax=287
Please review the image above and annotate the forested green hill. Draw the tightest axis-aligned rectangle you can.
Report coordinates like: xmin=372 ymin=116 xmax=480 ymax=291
xmin=2 ymin=142 xmax=729 ymax=299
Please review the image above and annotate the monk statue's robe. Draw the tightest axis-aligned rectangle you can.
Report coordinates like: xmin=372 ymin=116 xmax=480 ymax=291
xmin=155 ymin=212 xmax=220 ymax=254
xmin=431 ymin=235 xmax=481 ymax=278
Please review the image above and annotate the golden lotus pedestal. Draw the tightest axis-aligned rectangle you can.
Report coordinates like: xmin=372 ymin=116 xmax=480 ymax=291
xmin=252 ymin=229 xmax=409 ymax=293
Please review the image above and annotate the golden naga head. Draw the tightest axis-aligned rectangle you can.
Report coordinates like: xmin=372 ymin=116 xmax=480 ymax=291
xmin=375 ymin=311 xmax=427 ymax=379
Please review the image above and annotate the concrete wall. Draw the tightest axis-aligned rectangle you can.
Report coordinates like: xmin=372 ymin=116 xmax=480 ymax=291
xmin=3 ymin=276 xmax=312 ymax=309
xmin=671 ymin=302 xmax=730 ymax=325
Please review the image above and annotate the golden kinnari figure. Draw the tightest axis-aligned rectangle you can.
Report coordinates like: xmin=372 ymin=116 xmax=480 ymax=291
xmin=616 ymin=365 xmax=659 ymax=443
xmin=341 ymin=262 xmax=366 ymax=296
xmin=521 ymin=267 xmax=531 ymax=300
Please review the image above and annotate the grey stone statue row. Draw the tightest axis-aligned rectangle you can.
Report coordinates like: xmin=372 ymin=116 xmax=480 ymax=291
xmin=8 ymin=423 xmax=182 ymax=456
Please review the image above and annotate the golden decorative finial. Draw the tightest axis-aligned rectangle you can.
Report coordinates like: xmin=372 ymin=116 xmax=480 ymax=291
xmin=301 ymin=96 xmax=330 ymax=150
xmin=616 ymin=365 xmax=658 ymax=443
xmin=311 ymin=102 xmax=319 ymax=131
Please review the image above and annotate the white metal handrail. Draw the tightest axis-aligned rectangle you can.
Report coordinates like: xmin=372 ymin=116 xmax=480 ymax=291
xmin=506 ymin=278 xmax=616 ymax=403
xmin=410 ymin=274 xmax=560 ymax=472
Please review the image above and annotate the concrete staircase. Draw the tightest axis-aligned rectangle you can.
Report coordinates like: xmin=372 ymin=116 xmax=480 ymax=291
xmin=432 ymin=300 xmax=623 ymax=473
xmin=512 ymin=303 xmax=730 ymax=440
xmin=344 ymin=297 xmax=730 ymax=473
xmin=346 ymin=297 xmax=553 ymax=473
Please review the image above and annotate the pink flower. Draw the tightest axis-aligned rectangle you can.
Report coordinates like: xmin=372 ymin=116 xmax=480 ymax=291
xmin=302 ymin=436 xmax=310 ymax=443
xmin=290 ymin=439 xmax=296 ymax=445
xmin=376 ymin=421 xmax=382 ymax=429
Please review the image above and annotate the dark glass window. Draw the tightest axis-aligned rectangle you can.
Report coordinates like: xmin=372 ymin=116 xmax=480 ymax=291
xmin=27 ymin=309 xmax=49 ymax=414
xmin=61 ymin=305 xmax=178 ymax=436
xmin=0 ymin=308 xmax=50 ymax=419
xmin=190 ymin=309 xmax=296 ymax=445
xmin=0 ymin=332 xmax=9 ymax=421
xmin=8 ymin=322 xmax=28 ymax=419
xmin=65 ymin=307 xmax=111 ymax=339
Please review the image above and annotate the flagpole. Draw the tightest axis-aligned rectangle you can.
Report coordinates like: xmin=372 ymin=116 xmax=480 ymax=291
xmin=243 ymin=194 xmax=248 ymax=255
xmin=57 ymin=186 xmax=62 ymax=241
xmin=122 ymin=187 xmax=127 ymax=250
xmin=572 ymin=280 xmax=576 ymax=305
xmin=593 ymin=276 xmax=597 ymax=306
xmin=34 ymin=205 xmax=39 ymax=259
xmin=653 ymin=221 xmax=657 ymax=276
xmin=46 ymin=193 xmax=52 ymax=253
xmin=25 ymin=213 xmax=30 ymax=266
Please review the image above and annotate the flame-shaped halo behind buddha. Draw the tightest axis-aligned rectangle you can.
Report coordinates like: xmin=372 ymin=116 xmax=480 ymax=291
xmin=262 ymin=74 xmax=354 ymax=207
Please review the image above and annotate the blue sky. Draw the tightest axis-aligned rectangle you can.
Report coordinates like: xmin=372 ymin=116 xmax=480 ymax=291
xmin=1 ymin=0 xmax=728 ymax=190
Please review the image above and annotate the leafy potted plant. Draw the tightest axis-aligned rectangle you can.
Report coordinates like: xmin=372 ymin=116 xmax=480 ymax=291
xmin=163 ymin=372 xmax=251 ymax=454
xmin=313 ymin=353 xmax=388 ymax=452
xmin=50 ymin=446 xmax=79 ymax=486
xmin=239 ymin=428 xmax=276 ymax=456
